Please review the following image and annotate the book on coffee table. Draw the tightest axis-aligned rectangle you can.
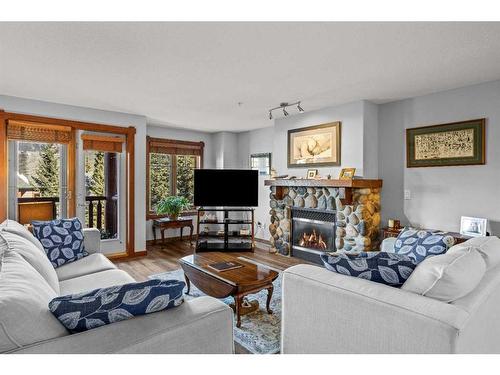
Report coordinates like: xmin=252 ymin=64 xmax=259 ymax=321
xmin=208 ymin=261 xmax=243 ymax=272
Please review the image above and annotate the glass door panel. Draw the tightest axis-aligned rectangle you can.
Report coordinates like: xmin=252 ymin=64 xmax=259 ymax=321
xmin=8 ymin=140 xmax=68 ymax=223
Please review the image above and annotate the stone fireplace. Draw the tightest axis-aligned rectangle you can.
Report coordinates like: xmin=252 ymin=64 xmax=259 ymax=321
xmin=265 ymin=179 xmax=382 ymax=261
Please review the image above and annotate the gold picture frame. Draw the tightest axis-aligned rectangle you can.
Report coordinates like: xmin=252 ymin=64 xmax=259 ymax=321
xmin=287 ymin=122 xmax=341 ymax=168
xmin=339 ymin=168 xmax=356 ymax=180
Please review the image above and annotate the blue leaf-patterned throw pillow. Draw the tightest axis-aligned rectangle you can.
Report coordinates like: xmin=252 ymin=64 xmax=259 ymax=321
xmin=394 ymin=227 xmax=455 ymax=264
xmin=49 ymin=279 xmax=185 ymax=333
xmin=320 ymin=252 xmax=418 ymax=287
xmin=32 ymin=218 xmax=88 ymax=268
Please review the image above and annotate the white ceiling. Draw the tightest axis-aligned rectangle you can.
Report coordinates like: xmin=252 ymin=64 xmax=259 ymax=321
xmin=1 ymin=22 xmax=500 ymax=132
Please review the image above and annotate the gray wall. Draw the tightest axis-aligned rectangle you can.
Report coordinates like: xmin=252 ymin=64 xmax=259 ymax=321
xmin=378 ymin=80 xmax=500 ymax=234
xmin=0 ymin=95 xmax=148 ymax=253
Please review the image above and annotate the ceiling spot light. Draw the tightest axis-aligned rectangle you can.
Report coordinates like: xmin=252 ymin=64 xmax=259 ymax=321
xmin=267 ymin=100 xmax=304 ymax=119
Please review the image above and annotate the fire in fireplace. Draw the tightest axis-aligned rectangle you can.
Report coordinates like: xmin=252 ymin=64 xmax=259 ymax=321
xmin=298 ymin=229 xmax=328 ymax=250
xmin=291 ymin=207 xmax=336 ymax=264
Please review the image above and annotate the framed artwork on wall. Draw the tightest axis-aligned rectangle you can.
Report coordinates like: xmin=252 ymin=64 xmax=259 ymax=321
xmin=406 ymin=118 xmax=485 ymax=168
xmin=250 ymin=152 xmax=271 ymax=175
xmin=287 ymin=122 xmax=341 ymax=168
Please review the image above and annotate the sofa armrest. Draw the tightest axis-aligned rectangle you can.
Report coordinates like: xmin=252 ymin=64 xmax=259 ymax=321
xmin=83 ymin=228 xmax=101 ymax=254
xmin=281 ymin=264 xmax=470 ymax=354
xmin=380 ymin=237 xmax=396 ymax=252
xmin=9 ymin=296 xmax=234 ymax=354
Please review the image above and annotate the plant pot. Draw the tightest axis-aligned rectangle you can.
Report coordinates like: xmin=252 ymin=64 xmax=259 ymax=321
xmin=169 ymin=213 xmax=179 ymax=221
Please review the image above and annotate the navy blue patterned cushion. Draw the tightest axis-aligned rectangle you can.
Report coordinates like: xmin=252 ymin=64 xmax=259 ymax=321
xmin=394 ymin=227 xmax=455 ymax=263
xmin=32 ymin=218 xmax=88 ymax=268
xmin=320 ymin=252 xmax=418 ymax=287
xmin=49 ymin=279 xmax=185 ymax=333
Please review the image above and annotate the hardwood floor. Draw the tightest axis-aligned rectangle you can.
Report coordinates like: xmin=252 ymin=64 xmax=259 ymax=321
xmin=114 ymin=239 xmax=311 ymax=281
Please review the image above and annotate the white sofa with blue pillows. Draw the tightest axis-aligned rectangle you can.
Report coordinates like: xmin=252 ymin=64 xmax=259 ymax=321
xmin=281 ymin=234 xmax=500 ymax=354
xmin=0 ymin=220 xmax=234 ymax=354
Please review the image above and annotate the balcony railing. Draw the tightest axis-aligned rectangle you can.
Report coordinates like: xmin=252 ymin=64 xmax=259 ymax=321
xmin=17 ymin=196 xmax=117 ymax=237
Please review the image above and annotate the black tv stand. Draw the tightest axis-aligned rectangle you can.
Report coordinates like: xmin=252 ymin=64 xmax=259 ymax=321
xmin=195 ymin=207 xmax=255 ymax=252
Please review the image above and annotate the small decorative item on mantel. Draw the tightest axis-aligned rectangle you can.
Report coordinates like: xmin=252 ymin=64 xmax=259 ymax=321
xmin=156 ymin=195 xmax=191 ymax=221
xmin=306 ymin=169 xmax=318 ymax=179
xmin=339 ymin=168 xmax=356 ymax=180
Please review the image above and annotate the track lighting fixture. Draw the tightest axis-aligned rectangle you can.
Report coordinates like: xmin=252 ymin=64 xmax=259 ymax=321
xmin=267 ymin=101 xmax=305 ymax=120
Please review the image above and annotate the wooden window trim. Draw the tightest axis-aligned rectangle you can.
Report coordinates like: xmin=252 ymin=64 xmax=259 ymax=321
xmin=146 ymin=136 xmax=204 ymax=219
xmin=0 ymin=109 xmax=136 ymax=258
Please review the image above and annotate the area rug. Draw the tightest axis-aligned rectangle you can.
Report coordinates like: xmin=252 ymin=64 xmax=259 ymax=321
xmin=149 ymin=259 xmax=282 ymax=354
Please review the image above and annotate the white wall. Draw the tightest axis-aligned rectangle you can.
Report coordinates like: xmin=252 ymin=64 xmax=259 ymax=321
xmin=273 ymin=100 xmax=377 ymax=178
xmin=378 ymin=80 xmax=500 ymax=234
xmin=0 ymin=95 xmax=148 ymax=253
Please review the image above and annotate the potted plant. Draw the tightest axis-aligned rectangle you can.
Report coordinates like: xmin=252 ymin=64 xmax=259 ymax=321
xmin=156 ymin=195 xmax=191 ymax=220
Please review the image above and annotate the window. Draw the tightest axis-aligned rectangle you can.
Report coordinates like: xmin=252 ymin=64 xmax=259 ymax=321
xmin=250 ymin=153 xmax=271 ymax=175
xmin=146 ymin=137 xmax=204 ymax=217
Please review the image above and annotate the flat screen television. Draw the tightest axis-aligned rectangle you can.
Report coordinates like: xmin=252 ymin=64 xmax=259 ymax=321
xmin=194 ymin=169 xmax=258 ymax=207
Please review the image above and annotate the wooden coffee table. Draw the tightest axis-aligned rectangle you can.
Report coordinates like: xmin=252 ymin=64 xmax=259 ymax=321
xmin=178 ymin=252 xmax=279 ymax=327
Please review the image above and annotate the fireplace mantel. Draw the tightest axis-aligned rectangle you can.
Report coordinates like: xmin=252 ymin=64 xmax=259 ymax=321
xmin=265 ymin=178 xmax=382 ymax=204
xmin=264 ymin=178 xmax=382 ymax=188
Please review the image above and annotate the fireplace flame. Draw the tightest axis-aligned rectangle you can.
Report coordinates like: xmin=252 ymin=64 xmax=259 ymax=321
xmin=298 ymin=229 xmax=328 ymax=250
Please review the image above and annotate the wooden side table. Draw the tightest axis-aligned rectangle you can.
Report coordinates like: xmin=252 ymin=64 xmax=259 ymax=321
xmin=382 ymin=227 xmax=403 ymax=239
xmin=153 ymin=217 xmax=194 ymax=245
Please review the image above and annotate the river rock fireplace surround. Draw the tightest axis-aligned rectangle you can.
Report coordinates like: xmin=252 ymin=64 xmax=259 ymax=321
xmin=265 ymin=178 xmax=383 ymax=263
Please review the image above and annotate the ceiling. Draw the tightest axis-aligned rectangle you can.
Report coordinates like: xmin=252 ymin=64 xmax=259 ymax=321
xmin=1 ymin=22 xmax=500 ymax=132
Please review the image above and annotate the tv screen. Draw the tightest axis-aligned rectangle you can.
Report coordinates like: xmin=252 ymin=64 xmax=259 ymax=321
xmin=194 ymin=169 xmax=258 ymax=207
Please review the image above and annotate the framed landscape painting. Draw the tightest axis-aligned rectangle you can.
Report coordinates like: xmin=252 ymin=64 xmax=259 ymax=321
xmin=406 ymin=118 xmax=485 ymax=168
xmin=287 ymin=122 xmax=341 ymax=168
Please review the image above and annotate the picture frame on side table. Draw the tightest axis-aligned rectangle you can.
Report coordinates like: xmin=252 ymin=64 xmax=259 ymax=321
xmin=287 ymin=122 xmax=341 ymax=168
xmin=406 ymin=118 xmax=486 ymax=168
xmin=460 ymin=216 xmax=487 ymax=237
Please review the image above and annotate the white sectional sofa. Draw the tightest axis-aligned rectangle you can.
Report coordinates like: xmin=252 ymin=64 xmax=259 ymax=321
xmin=281 ymin=237 xmax=500 ymax=354
xmin=0 ymin=220 xmax=234 ymax=354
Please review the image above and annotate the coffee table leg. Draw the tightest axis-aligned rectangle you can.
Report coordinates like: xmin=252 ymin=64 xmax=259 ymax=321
xmin=184 ymin=274 xmax=191 ymax=295
xmin=235 ymin=295 xmax=242 ymax=328
xmin=266 ymin=285 xmax=274 ymax=314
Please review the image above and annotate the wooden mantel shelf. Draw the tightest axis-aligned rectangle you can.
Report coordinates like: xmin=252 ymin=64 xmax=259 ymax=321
xmin=264 ymin=178 xmax=382 ymax=189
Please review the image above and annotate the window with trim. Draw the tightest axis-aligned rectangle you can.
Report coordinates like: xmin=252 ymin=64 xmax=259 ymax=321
xmin=146 ymin=137 xmax=204 ymax=217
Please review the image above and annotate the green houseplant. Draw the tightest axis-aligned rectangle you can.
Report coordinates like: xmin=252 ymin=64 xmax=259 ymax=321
xmin=156 ymin=195 xmax=191 ymax=220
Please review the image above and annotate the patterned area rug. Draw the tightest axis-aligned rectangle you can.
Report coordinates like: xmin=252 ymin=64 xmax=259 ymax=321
xmin=149 ymin=260 xmax=282 ymax=354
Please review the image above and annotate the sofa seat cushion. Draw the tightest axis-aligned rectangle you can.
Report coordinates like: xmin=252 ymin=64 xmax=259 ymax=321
xmin=402 ymin=246 xmax=486 ymax=302
xmin=32 ymin=218 xmax=88 ymax=268
xmin=320 ymin=252 xmax=418 ymax=287
xmin=50 ymin=279 xmax=185 ymax=333
xmin=1 ymin=219 xmax=44 ymax=251
xmin=56 ymin=253 xmax=116 ymax=281
xmin=394 ymin=227 xmax=456 ymax=263
xmin=0 ymin=237 xmax=68 ymax=353
xmin=0 ymin=229 xmax=60 ymax=293
xmin=59 ymin=269 xmax=135 ymax=296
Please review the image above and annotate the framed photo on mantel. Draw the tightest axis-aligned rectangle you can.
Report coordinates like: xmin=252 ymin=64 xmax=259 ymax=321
xmin=406 ymin=118 xmax=486 ymax=168
xmin=287 ymin=122 xmax=341 ymax=168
